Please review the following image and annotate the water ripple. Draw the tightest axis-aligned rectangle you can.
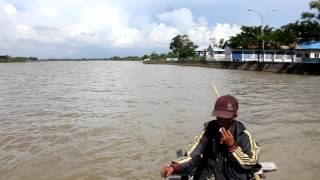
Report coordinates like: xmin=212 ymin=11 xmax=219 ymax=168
xmin=0 ymin=61 xmax=319 ymax=180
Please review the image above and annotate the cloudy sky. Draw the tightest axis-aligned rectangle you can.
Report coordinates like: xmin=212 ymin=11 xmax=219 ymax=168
xmin=0 ymin=0 xmax=311 ymax=58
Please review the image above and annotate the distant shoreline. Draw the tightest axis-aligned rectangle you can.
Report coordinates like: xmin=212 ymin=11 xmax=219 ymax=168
xmin=40 ymin=59 xmax=141 ymax=62
xmin=143 ymin=60 xmax=320 ymax=75
xmin=0 ymin=56 xmax=38 ymax=63
xmin=0 ymin=59 xmax=143 ymax=63
xmin=0 ymin=59 xmax=27 ymax=63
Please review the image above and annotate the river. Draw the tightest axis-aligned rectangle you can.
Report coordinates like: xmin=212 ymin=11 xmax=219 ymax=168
xmin=0 ymin=61 xmax=319 ymax=180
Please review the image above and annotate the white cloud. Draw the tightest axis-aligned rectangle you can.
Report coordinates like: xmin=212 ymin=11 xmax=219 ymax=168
xmin=187 ymin=23 xmax=241 ymax=49
xmin=0 ymin=0 xmax=242 ymax=58
xmin=17 ymin=25 xmax=65 ymax=45
xmin=112 ymin=28 xmax=143 ymax=47
xmin=4 ymin=3 xmax=16 ymax=16
xmin=157 ymin=8 xmax=195 ymax=31
xmin=209 ymin=23 xmax=242 ymax=42
xmin=148 ymin=23 xmax=179 ymax=46
xmin=0 ymin=2 xmax=17 ymax=48
xmin=35 ymin=7 xmax=57 ymax=17
xmin=63 ymin=5 xmax=144 ymax=47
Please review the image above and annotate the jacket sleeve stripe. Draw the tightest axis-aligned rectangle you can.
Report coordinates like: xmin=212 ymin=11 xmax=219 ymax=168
xmin=176 ymin=130 xmax=205 ymax=165
xmin=231 ymin=130 xmax=260 ymax=166
xmin=234 ymin=147 xmax=250 ymax=160
xmin=186 ymin=130 xmax=205 ymax=155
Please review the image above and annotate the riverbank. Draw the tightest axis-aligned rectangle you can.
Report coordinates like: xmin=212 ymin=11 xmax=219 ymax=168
xmin=0 ymin=56 xmax=38 ymax=63
xmin=0 ymin=58 xmax=27 ymax=63
xmin=143 ymin=60 xmax=320 ymax=75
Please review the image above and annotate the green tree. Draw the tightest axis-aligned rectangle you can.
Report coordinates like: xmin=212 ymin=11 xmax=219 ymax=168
xmin=167 ymin=52 xmax=177 ymax=58
xmin=298 ymin=21 xmax=320 ymax=42
xmin=110 ymin=56 xmax=121 ymax=60
xmin=228 ymin=26 xmax=261 ymax=49
xmin=276 ymin=24 xmax=298 ymax=45
xmin=299 ymin=0 xmax=320 ymax=43
xmin=229 ymin=26 xmax=274 ymax=49
xmin=159 ymin=53 xmax=168 ymax=60
xmin=169 ymin=34 xmax=198 ymax=60
xmin=301 ymin=0 xmax=320 ymax=22
xmin=150 ymin=52 xmax=159 ymax=60
xmin=273 ymin=25 xmax=299 ymax=62
xmin=142 ymin=54 xmax=149 ymax=60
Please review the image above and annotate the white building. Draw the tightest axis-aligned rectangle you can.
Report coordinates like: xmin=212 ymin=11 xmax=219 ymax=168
xmin=206 ymin=46 xmax=226 ymax=61
xmin=225 ymin=48 xmax=295 ymax=62
xmin=224 ymin=41 xmax=320 ymax=63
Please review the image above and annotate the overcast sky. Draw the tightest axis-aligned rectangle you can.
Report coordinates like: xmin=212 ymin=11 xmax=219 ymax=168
xmin=0 ymin=0 xmax=312 ymax=58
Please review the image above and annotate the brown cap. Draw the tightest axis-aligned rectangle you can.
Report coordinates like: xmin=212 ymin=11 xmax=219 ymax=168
xmin=212 ymin=95 xmax=238 ymax=119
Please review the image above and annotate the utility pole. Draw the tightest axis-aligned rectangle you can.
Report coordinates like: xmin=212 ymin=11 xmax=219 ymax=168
xmin=194 ymin=28 xmax=206 ymax=61
xmin=247 ymin=9 xmax=276 ymax=62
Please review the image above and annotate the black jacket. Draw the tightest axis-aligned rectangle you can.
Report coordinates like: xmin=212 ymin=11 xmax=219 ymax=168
xmin=173 ymin=120 xmax=260 ymax=180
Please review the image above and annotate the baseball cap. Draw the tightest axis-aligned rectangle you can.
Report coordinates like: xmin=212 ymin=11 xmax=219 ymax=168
xmin=212 ymin=95 xmax=238 ymax=119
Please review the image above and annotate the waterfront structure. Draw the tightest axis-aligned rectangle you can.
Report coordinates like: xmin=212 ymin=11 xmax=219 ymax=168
xmin=206 ymin=46 xmax=226 ymax=61
xmin=194 ymin=43 xmax=226 ymax=61
xmin=142 ymin=58 xmax=150 ymax=62
xmin=297 ymin=41 xmax=320 ymax=63
xmin=225 ymin=47 xmax=295 ymax=62
xmin=166 ymin=57 xmax=178 ymax=62
xmin=224 ymin=41 xmax=320 ymax=63
xmin=194 ymin=45 xmax=207 ymax=57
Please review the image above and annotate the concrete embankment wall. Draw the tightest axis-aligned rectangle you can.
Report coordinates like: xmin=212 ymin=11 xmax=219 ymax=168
xmin=143 ymin=61 xmax=320 ymax=75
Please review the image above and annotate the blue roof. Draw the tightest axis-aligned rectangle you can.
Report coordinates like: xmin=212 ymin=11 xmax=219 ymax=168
xmin=298 ymin=41 xmax=320 ymax=49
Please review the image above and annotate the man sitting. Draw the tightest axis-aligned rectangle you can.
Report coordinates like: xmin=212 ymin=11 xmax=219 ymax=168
xmin=161 ymin=95 xmax=261 ymax=180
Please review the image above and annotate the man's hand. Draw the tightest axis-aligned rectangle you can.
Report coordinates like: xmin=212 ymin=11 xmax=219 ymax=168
xmin=160 ymin=165 xmax=174 ymax=178
xmin=220 ymin=127 xmax=235 ymax=147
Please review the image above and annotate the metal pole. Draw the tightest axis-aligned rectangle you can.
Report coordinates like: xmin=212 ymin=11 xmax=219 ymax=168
xmin=261 ymin=14 xmax=264 ymax=62
xmin=202 ymin=31 xmax=206 ymax=61
xmin=248 ymin=10 xmax=264 ymax=62
xmin=194 ymin=28 xmax=205 ymax=61
xmin=248 ymin=9 xmax=276 ymax=62
xmin=202 ymin=31 xmax=204 ymax=52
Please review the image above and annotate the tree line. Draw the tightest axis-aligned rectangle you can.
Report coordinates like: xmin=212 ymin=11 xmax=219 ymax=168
xmin=0 ymin=55 xmax=38 ymax=63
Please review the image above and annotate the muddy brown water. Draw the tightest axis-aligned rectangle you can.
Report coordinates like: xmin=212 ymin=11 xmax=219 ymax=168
xmin=0 ymin=61 xmax=320 ymax=180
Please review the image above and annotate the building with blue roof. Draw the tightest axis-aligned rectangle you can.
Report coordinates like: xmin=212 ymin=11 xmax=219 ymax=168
xmin=218 ymin=41 xmax=320 ymax=63
xmin=298 ymin=41 xmax=320 ymax=49
xmin=297 ymin=41 xmax=320 ymax=63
